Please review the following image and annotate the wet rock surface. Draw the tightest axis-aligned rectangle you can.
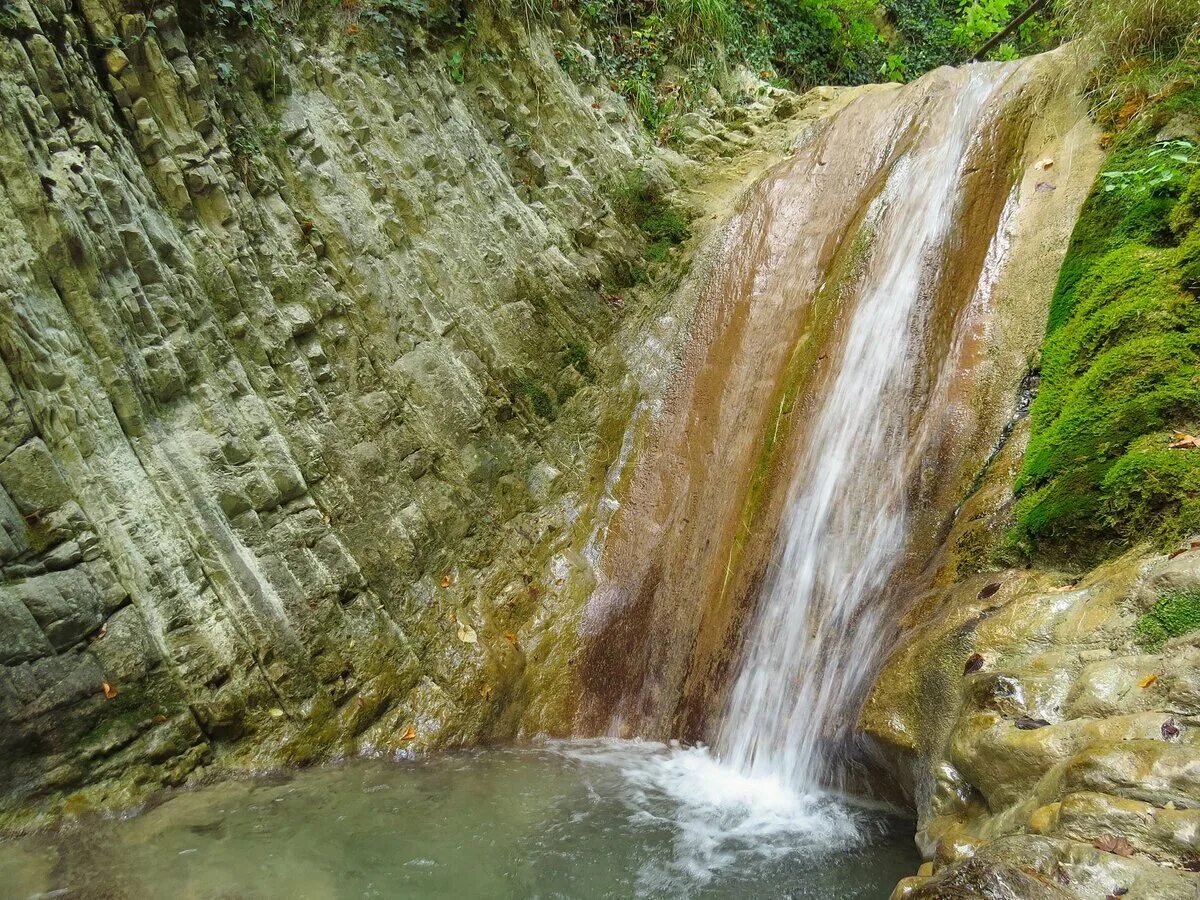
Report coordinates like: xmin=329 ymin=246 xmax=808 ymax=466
xmin=868 ymin=546 xmax=1200 ymax=899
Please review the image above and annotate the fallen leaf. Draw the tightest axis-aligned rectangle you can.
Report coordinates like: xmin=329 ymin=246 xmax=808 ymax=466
xmin=1016 ymin=717 xmax=1051 ymax=730
xmin=1170 ymin=433 xmax=1200 ymax=449
xmin=1037 ymin=158 xmax=1055 ymax=170
xmin=440 ymin=574 xmax=452 ymax=588
xmin=1162 ymin=718 xmax=1181 ymax=740
xmin=1093 ymin=835 xmax=1134 ymax=857
xmin=503 ymin=631 xmax=519 ymax=646
xmin=101 ymin=681 xmax=118 ymax=700
xmin=978 ymin=582 xmax=1002 ymax=600
xmin=93 ymin=624 xmax=108 ymax=641
xmin=1138 ymin=673 xmax=1159 ymax=689
xmin=963 ymin=653 xmax=985 ymax=675
xmin=401 ymin=725 xmax=417 ymax=741
xmin=457 ymin=622 xmax=478 ymax=644
xmin=1165 ymin=800 xmax=1177 ymax=810
xmin=1169 ymin=546 xmax=1189 ymax=559
xmin=268 ymin=707 xmax=285 ymax=718
xmin=1183 ymin=858 xmax=1200 ymax=872
xmin=153 ymin=714 xmax=168 ymax=724
xmin=1109 ymin=888 xmax=1129 ymax=898
xmin=1035 ymin=181 xmax=1056 ymax=192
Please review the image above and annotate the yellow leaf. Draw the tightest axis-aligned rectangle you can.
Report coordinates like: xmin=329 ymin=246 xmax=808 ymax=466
xmin=101 ymin=681 xmax=118 ymax=700
xmin=457 ymin=622 xmax=478 ymax=644
xmin=1138 ymin=673 xmax=1158 ymax=689
xmin=268 ymin=707 xmax=285 ymax=718
xmin=401 ymin=725 xmax=417 ymax=741
xmin=440 ymin=574 xmax=452 ymax=588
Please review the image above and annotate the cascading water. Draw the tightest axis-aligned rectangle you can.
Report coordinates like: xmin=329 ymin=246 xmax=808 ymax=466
xmin=716 ymin=66 xmax=1020 ymax=790
xmin=577 ymin=47 xmax=1096 ymax=888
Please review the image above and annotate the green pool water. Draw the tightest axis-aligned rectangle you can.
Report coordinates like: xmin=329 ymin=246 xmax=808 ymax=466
xmin=0 ymin=740 xmax=917 ymax=899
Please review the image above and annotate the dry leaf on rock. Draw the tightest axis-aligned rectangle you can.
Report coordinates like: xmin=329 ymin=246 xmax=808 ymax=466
xmin=457 ymin=622 xmax=478 ymax=643
xmin=101 ymin=681 xmax=118 ymax=700
xmin=1170 ymin=432 xmax=1200 ymax=449
xmin=401 ymin=725 xmax=417 ymax=741
xmin=1138 ymin=673 xmax=1158 ymax=689
xmin=1093 ymin=835 xmax=1134 ymax=857
xmin=1162 ymin=718 xmax=1181 ymax=740
xmin=977 ymin=582 xmax=1001 ymax=600
xmin=963 ymin=653 xmax=985 ymax=675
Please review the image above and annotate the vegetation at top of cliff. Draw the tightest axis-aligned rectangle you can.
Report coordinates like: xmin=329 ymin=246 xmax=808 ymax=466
xmin=190 ymin=0 xmax=1062 ymax=132
xmin=1056 ymin=0 xmax=1200 ymax=122
xmin=1010 ymin=74 xmax=1200 ymax=565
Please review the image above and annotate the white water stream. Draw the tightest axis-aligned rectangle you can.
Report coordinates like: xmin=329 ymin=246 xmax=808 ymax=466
xmin=716 ymin=66 xmax=1016 ymax=789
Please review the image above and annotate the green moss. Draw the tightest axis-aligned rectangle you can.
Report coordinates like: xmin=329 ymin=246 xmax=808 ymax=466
xmin=612 ymin=170 xmax=692 ymax=259
xmin=1135 ymin=589 xmax=1200 ymax=648
xmin=511 ymin=376 xmax=554 ymax=418
xmin=564 ymin=339 xmax=596 ymax=381
xmin=1012 ymin=90 xmax=1200 ymax=564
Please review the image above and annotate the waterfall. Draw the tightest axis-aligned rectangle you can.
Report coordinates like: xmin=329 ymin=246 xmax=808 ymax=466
xmin=717 ymin=64 xmax=1023 ymax=789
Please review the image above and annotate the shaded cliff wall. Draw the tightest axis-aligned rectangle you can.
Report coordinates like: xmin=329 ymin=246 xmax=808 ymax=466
xmin=0 ymin=0 xmax=701 ymax=825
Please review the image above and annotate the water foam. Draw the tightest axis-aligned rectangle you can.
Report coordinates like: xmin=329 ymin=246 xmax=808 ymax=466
xmin=555 ymin=740 xmax=870 ymax=890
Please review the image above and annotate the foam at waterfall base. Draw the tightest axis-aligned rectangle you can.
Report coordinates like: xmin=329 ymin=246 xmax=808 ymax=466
xmin=555 ymin=739 xmax=873 ymax=890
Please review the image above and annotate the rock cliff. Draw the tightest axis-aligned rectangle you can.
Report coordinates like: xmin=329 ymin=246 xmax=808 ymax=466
xmin=0 ymin=0 xmax=809 ymax=826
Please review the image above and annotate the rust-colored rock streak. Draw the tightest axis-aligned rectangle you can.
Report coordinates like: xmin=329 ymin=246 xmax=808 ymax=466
xmin=576 ymin=50 xmax=1099 ymax=767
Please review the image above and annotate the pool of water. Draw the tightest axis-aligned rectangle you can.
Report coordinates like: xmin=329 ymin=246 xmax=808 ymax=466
xmin=0 ymin=740 xmax=917 ymax=899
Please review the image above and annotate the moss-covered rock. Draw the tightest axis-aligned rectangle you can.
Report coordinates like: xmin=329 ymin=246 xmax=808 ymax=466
xmin=1011 ymin=90 xmax=1200 ymax=565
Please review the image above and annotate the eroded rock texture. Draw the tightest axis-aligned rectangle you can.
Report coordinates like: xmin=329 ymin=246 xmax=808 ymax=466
xmin=868 ymin=548 xmax=1200 ymax=899
xmin=0 ymin=0 xmax=686 ymax=825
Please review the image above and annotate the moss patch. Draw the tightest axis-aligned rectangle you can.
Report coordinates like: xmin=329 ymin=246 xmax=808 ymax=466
xmin=1011 ymin=89 xmax=1200 ymax=565
xmin=1135 ymin=589 xmax=1200 ymax=648
xmin=612 ymin=169 xmax=692 ymax=263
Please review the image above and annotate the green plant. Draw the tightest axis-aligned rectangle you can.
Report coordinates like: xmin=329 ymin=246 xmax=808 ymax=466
xmin=1135 ymin=589 xmax=1200 ymax=648
xmin=613 ymin=169 xmax=693 ymax=259
xmin=663 ymin=0 xmax=735 ymax=63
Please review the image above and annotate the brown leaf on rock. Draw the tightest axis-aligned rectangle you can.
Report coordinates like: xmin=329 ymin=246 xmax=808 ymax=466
xmin=1169 ymin=432 xmax=1200 ymax=449
xmin=1162 ymin=718 xmax=1181 ymax=740
xmin=401 ymin=725 xmax=417 ymax=741
xmin=977 ymin=582 xmax=1002 ymax=600
xmin=1138 ymin=673 xmax=1158 ymax=689
xmin=963 ymin=653 xmax=985 ymax=675
xmin=101 ymin=681 xmax=118 ymax=700
xmin=1093 ymin=835 xmax=1134 ymax=857
xmin=440 ymin=574 xmax=452 ymax=588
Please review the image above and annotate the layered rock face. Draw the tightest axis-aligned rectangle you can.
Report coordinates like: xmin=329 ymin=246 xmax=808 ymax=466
xmin=0 ymin=0 xmax=693 ymax=825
